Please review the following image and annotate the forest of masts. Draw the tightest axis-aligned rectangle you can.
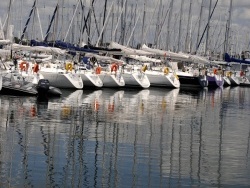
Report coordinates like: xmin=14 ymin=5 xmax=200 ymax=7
xmin=1 ymin=0 xmax=249 ymax=59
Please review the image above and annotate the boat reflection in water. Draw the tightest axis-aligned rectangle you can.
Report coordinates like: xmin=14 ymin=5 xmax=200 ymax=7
xmin=0 ymin=86 xmax=249 ymax=187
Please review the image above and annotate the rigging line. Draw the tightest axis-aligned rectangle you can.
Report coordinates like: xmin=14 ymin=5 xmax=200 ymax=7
xmin=142 ymin=0 xmax=160 ymax=45
xmin=35 ymin=7 xmax=44 ymax=40
xmin=155 ymin=7 xmax=171 ymax=48
xmin=211 ymin=20 xmax=223 ymax=52
xmin=126 ymin=12 xmax=141 ymax=46
xmin=64 ymin=0 xmax=81 ymax=42
xmin=20 ymin=0 xmax=37 ymax=41
xmin=89 ymin=7 xmax=102 ymax=43
xmin=4 ymin=0 xmax=13 ymax=34
xmin=83 ymin=9 xmax=91 ymax=45
xmin=95 ymin=1 xmax=115 ymax=47
xmin=44 ymin=3 xmax=59 ymax=42
xmin=124 ymin=3 xmax=137 ymax=45
xmin=90 ymin=3 xmax=100 ymax=44
xmin=196 ymin=0 xmax=219 ymax=52
xmin=100 ymin=0 xmax=108 ymax=45
xmin=213 ymin=41 xmax=226 ymax=52
xmin=78 ymin=0 xmax=84 ymax=44
xmin=111 ymin=0 xmax=127 ymax=42
xmin=80 ymin=0 xmax=96 ymax=41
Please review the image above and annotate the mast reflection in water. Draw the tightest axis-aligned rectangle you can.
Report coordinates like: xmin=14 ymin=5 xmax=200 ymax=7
xmin=0 ymin=87 xmax=249 ymax=187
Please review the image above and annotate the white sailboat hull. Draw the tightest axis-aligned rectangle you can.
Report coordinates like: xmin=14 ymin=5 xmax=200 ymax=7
xmin=146 ymin=71 xmax=180 ymax=88
xmin=228 ymin=76 xmax=240 ymax=86
xmin=40 ymin=70 xmax=83 ymax=89
xmin=99 ymin=72 xmax=125 ymax=87
xmin=223 ymin=76 xmax=231 ymax=86
xmin=80 ymin=72 xmax=103 ymax=88
xmin=123 ymin=72 xmax=150 ymax=88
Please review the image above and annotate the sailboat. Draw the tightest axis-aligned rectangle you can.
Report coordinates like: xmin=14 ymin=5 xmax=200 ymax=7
xmin=11 ymin=44 xmax=83 ymax=89
xmin=175 ymin=54 xmax=209 ymax=88
xmin=141 ymin=44 xmax=181 ymax=88
xmin=224 ymin=53 xmax=250 ymax=86
xmin=39 ymin=60 xmax=84 ymax=89
xmin=142 ymin=44 xmax=208 ymax=88
xmin=221 ymin=0 xmax=244 ymax=86
xmin=207 ymin=73 xmax=224 ymax=87
xmin=109 ymin=42 xmax=151 ymax=89
xmin=83 ymin=54 xmax=126 ymax=88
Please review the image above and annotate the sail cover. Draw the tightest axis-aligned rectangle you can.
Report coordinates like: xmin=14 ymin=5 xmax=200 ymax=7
xmin=109 ymin=42 xmax=153 ymax=56
xmin=141 ymin=44 xmax=190 ymax=62
xmin=11 ymin=43 xmax=66 ymax=54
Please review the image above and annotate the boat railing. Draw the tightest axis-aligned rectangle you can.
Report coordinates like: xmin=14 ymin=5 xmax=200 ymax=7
xmin=115 ymin=72 xmax=122 ymax=82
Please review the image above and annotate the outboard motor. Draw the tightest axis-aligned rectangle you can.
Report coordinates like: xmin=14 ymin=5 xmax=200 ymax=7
xmin=37 ymin=79 xmax=50 ymax=96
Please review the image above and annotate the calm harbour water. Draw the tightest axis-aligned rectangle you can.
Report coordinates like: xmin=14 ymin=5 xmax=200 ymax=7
xmin=0 ymin=86 xmax=249 ymax=187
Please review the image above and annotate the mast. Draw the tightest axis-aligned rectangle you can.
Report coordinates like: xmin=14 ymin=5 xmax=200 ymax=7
xmin=141 ymin=0 xmax=146 ymax=45
xmin=95 ymin=1 xmax=114 ymax=46
xmin=155 ymin=6 xmax=170 ymax=49
xmin=110 ymin=3 xmax=115 ymax=42
xmin=0 ymin=19 xmax=4 ymax=39
xmin=196 ymin=0 xmax=205 ymax=53
xmin=111 ymin=0 xmax=127 ymax=42
xmin=177 ymin=0 xmax=184 ymax=52
xmin=224 ymin=0 xmax=233 ymax=56
xmin=185 ymin=0 xmax=193 ymax=53
xmin=131 ymin=3 xmax=137 ymax=47
xmin=79 ymin=0 xmax=84 ymax=45
xmin=54 ymin=2 xmax=59 ymax=42
xmin=71 ymin=4 xmax=76 ymax=43
xmin=79 ymin=0 xmax=95 ymax=44
xmin=20 ymin=0 xmax=24 ymax=39
xmin=61 ymin=0 xmax=65 ymax=40
xmin=87 ymin=3 xmax=93 ymax=45
xmin=63 ymin=0 xmax=80 ymax=42
xmin=142 ymin=0 xmax=160 ymax=45
xmin=154 ymin=0 xmax=162 ymax=47
xmin=166 ymin=0 xmax=174 ymax=50
xmin=4 ymin=0 xmax=13 ymax=40
xmin=100 ymin=0 xmax=108 ymax=46
xmin=120 ymin=0 xmax=128 ymax=45
xmin=31 ymin=3 xmax=37 ymax=40
xmin=196 ymin=0 xmax=219 ymax=53
xmin=205 ymin=0 xmax=212 ymax=55
xmin=126 ymin=12 xmax=141 ymax=46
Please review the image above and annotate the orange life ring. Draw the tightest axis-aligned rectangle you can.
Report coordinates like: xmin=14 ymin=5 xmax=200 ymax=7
xmin=33 ymin=63 xmax=39 ymax=73
xmin=240 ymin=70 xmax=244 ymax=77
xmin=111 ymin=64 xmax=118 ymax=72
xmin=19 ymin=61 xmax=29 ymax=71
xmin=213 ymin=69 xmax=217 ymax=75
xmin=96 ymin=67 xmax=102 ymax=74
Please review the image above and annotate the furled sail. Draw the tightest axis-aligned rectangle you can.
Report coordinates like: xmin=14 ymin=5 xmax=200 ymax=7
xmin=109 ymin=42 xmax=153 ymax=56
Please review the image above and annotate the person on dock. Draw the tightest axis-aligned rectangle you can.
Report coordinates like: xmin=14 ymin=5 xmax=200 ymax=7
xmin=13 ymin=52 xmax=18 ymax=70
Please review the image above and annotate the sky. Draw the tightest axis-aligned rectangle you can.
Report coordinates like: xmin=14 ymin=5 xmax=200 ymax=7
xmin=0 ymin=0 xmax=249 ymax=55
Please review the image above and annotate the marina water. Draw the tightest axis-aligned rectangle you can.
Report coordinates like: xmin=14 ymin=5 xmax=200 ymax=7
xmin=0 ymin=87 xmax=249 ymax=187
